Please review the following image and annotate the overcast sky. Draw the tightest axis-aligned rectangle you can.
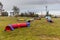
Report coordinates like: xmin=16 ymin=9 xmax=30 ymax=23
xmin=0 ymin=0 xmax=60 ymax=15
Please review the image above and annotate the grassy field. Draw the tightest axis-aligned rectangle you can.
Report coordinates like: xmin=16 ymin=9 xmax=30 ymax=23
xmin=0 ymin=17 xmax=60 ymax=40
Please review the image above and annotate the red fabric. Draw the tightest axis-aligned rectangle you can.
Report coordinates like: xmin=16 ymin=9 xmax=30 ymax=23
xmin=5 ymin=23 xmax=27 ymax=31
xmin=11 ymin=23 xmax=27 ymax=28
xmin=5 ymin=26 xmax=11 ymax=31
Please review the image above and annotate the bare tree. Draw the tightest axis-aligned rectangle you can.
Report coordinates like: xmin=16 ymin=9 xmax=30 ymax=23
xmin=12 ymin=6 xmax=20 ymax=16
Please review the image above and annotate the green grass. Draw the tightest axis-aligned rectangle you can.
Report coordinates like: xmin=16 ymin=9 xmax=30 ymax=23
xmin=0 ymin=17 xmax=60 ymax=40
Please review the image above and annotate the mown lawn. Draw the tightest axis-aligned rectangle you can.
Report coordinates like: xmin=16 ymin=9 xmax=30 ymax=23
xmin=0 ymin=17 xmax=60 ymax=40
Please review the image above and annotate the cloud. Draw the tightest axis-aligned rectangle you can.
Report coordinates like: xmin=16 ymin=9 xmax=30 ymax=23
xmin=21 ymin=0 xmax=60 ymax=5
xmin=0 ymin=0 xmax=21 ymax=11
xmin=0 ymin=0 xmax=60 ymax=12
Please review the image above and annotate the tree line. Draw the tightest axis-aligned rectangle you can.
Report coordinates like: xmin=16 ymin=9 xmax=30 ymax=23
xmin=19 ymin=12 xmax=39 ymax=17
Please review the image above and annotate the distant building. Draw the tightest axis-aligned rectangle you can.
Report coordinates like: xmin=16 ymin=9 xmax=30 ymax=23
xmin=1 ymin=11 xmax=8 ymax=16
xmin=6 ymin=11 xmax=13 ymax=17
xmin=10 ymin=12 xmax=14 ymax=16
xmin=8 ymin=11 xmax=19 ymax=17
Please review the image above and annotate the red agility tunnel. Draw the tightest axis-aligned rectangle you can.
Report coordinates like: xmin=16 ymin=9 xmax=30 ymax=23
xmin=5 ymin=22 xmax=30 ymax=31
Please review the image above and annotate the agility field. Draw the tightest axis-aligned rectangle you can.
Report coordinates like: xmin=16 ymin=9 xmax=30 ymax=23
xmin=0 ymin=17 xmax=60 ymax=40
